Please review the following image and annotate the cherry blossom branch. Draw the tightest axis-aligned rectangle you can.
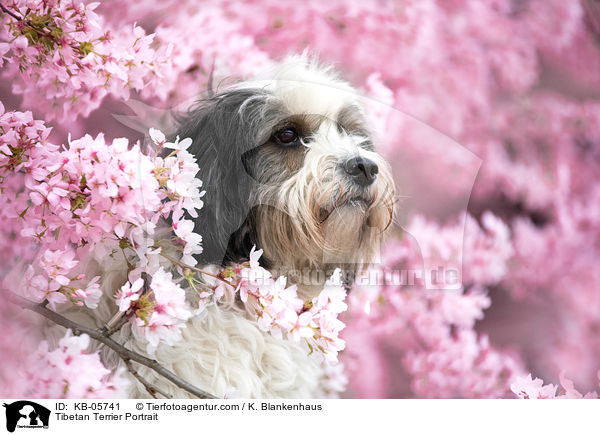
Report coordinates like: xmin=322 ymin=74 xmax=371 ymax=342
xmin=2 ymin=288 xmax=219 ymax=399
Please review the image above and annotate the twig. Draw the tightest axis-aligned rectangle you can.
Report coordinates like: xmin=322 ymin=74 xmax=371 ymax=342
xmin=0 ymin=2 xmax=64 ymax=48
xmin=159 ymin=252 xmax=235 ymax=288
xmin=2 ymin=289 xmax=219 ymax=399
xmin=123 ymin=358 xmax=172 ymax=399
xmin=0 ymin=2 xmax=21 ymax=21
xmin=101 ymin=311 xmax=130 ymax=337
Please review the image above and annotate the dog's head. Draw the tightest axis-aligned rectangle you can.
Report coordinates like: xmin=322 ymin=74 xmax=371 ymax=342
xmin=177 ymin=56 xmax=395 ymax=292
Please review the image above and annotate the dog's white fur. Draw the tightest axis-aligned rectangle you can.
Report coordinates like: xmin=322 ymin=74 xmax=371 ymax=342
xmin=20 ymin=56 xmax=393 ymax=399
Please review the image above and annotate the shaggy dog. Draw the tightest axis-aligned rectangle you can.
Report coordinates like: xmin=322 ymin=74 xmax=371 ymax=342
xmin=43 ymin=56 xmax=396 ymax=398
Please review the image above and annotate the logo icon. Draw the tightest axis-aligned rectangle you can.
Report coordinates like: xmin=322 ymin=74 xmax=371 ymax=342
xmin=3 ymin=401 xmax=50 ymax=433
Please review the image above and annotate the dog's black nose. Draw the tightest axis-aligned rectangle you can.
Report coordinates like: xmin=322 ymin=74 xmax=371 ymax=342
xmin=344 ymin=156 xmax=379 ymax=186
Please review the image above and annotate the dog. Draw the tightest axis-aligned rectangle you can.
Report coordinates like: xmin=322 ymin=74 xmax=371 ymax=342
xmin=40 ymin=55 xmax=396 ymax=398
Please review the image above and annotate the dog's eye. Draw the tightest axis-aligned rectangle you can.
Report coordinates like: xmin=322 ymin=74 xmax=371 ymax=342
xmin=273 ymin=127 xmax=300 ymax=146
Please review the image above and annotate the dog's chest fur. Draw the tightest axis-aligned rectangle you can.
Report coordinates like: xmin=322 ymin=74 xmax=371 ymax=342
xmin=124 ymin=305 xmax=324 ymax=398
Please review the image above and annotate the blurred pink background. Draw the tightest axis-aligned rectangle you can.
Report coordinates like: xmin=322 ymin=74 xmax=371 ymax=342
xmin=1 ymin=0 xmax=600 ymax=398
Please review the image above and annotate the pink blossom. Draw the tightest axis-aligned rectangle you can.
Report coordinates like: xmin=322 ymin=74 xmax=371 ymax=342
xmin=511 ymin=374 xmax=558 ymax=399
xmin=40 ymin=249 xmax=78 ymax=287
xmin=148 ymin=128 xmax=165 ymax=146
xmin=115 ymin=278 xmax=144 ymax=312
xmin=150 ymin=268 xmax=191 ymax=321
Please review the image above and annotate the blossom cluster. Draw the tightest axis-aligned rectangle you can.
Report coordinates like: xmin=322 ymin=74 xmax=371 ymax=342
xmin=1 ymin=104 xmax=204 ymax=380
xmin=0 ymin=0 xmax=172 ymax=121
xmin=22 ymin=249 xmax=102 ymax=308
xmin=511 ymin=373 xmax=599 ymax=399
xmin=343 ymin=213 xmax=522 ymax=398
xmin=117 ymin=268 xmax=192 ymax=355
xmin=0 ymin=103 xmax=50 ymax=267
xmin=23 ymin=331 xmax=129 ymax=398
xmin=0 ymin=297 xmax=129 ymax=399
xmin=236 ymin=247 xmax=347 ymax=363
xmin=1 ymin=103 xmax=203 ymax=315
xmin=115 ymin=244 xmax=349 ymax=363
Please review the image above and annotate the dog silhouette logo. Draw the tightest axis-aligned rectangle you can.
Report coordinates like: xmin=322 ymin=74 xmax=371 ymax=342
xmin=3 ymin=401 xmax=50 ymax=432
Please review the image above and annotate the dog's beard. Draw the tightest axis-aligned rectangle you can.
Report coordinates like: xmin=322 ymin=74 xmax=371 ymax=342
xmin=319 ymin=173 xmax=394 ymax=267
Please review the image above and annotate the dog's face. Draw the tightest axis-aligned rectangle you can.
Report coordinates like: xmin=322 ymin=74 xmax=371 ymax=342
xmin=178 ymin=57 xmax=395 ymax=293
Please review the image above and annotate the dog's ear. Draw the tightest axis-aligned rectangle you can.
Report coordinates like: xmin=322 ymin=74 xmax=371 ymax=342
xmin=174 ymin=89 xmax=279 ymax=265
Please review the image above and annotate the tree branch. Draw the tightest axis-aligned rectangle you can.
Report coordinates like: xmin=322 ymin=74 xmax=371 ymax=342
xmin=2 ymin=289 xmax=219 ymax=399
xmin=0 ymin=2 xmax=21 ymax=21
xmin=101 ymin=310 xmax=131 ymax=337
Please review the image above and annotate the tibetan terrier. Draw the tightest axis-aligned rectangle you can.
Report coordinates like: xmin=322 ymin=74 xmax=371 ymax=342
xmin=179 ymin=56 xmax=395 ymax=299
xmin=52 ymin=55 xmax=395 ymax=398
